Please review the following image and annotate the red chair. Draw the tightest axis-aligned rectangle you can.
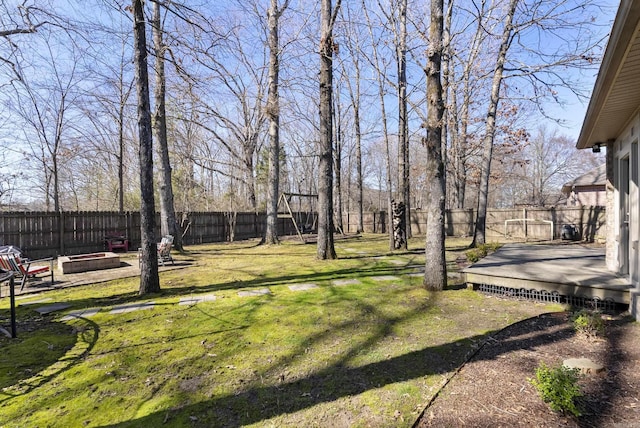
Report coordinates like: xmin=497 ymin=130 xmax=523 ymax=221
xmin=0 ymin=253 xmax=54 ymax=294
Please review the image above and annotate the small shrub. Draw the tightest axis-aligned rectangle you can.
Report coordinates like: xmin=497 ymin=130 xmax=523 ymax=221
xmin=465 ymin=248 xmax=485 ymax=262
xmin=486 ymin=242 xmax=502 ymax=251
xmin=529 ymin=362 xmax=583 ymax=417
xmin=465 ymin=243 xmax=500 ymax=263
xmin=571 ymin=309 xmax=605 ymax=338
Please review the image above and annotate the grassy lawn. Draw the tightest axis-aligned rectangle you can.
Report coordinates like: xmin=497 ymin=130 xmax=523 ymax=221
xmin=0 ymin=235 xmax=560 ymax=427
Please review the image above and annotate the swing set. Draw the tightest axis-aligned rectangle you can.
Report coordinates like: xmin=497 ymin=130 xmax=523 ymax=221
xmin=277 ymin=193 xmax=318 ymax=243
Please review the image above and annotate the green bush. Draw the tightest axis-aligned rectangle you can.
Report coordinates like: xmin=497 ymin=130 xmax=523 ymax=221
xmin=571 ymin=309 xmax=605 ymax=338
xmin=486 ymin=242 xmax=502 ymax=251
xmin=465 ymin=249 xmax=478 ymax=263
xmin=529 ymin=362 xmax=583 ymax=417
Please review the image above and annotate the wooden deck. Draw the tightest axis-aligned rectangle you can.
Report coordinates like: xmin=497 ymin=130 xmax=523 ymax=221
xmin=463 ymin=243 xmax=633 ymax=304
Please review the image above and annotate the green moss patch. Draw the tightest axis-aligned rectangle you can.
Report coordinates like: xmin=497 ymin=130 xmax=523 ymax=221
xmin=0 ymin=235 xmax=557 ymax=427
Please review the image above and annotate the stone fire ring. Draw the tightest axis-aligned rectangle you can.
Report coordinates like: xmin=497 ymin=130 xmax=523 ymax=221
xmin=58 ymin=252 xmax=121 ymax=274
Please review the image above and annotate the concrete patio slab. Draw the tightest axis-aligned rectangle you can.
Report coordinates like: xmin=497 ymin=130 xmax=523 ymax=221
xmin=463 ymin=243 xmax=632 ymax=304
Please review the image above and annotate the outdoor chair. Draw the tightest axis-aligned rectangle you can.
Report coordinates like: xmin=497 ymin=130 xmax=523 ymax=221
xmin=157 ymin=235 xmax=174 ymax=265
xmin=104 ymin=232 xmax=129 ymax=252
xmin=138 ymin=235 xmax=174 ymax=267
xmin=0 ymin=252 xmax=54 ymax=295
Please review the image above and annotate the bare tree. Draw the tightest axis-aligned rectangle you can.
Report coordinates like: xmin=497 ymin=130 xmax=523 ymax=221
xmin=499 ymin=126 xmax=599 ymax=207
xmin=423 ymin=0 xmax=447 ymax=291
xmin=178 ymin=24 xmax=267 ymax=212
xmin=339 ymin=3 xmax=365 ymax=233
xmin=133 ymin=0 xmax=160 ymax=295
xmin=443 ymin=0 xmax=492 ymax=210
xmin=0 ymin=1 xmax=53 ymax=82
xmin=6 ymin=32 xmax=85 ymax=212
xmin=397 ymin=0 xmax=410 ymax=245
xmin=317 ymin=0 xmax=341 ymax=260
xmin=362 ymin=0 xmax=395 ymax=251
xmin=264 ymin=0 xmax=290 ymax=244
xmin=152 ymin=1 xmax=181 ymax=250
xmin=80 ymin=22 xmax=135 ymax=213
xmin=472 ymin=0 xmax=518 ymax=246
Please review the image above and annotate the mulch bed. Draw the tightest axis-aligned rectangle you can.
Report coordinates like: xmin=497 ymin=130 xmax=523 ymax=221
xmin=415 ymin=311 xmax=640 ymax=427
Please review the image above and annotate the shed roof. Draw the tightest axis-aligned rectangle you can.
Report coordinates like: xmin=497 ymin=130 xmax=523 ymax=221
xmin=561 ymin=164 xmax=606 ymax=194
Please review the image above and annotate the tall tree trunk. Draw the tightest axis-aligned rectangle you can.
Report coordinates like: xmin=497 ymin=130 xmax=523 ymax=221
xmin=424 ymin=0 xmax=447 ymax=291
xmin=397 ymin=0 xmax=409 ymax=246
xmin=152 ymin=2 xmax=182 ymax=251
xmin=383 ymin=103 xmax=393 ymax=251
xmin=363 ymin=0 xmax=393 ymax=250
xmin=317 ymin=0 xmax=341 ymax=260
xmin=118 ymin=98 xmax=125 ymax=213
xmin=472 ymin=0 xmax=518 ymax=247
xmin=450 ymin=1 xmax=486 ymax=209
xmin=134 ymin=0 xmax=160 ymax=295
xmin=334 ymin=85 xmax=343 ymax=233
xmin=355 ymin=100 xmax=364 ymax=234
xmin=342 ymin=40 xmax=363 ymax=233
xmin=264 ymin=0 xmax=288 ymax=244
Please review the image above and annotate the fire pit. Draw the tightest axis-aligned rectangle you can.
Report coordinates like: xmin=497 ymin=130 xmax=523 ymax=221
xmin=58 ymin=252 xmax=121 ymax=274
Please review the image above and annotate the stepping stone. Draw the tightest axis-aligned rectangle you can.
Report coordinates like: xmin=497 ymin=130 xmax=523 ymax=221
xmin=447 ymin=272 xmax=461 ymax=278
xmin=370 ymin=275 xmax=400 ymax=281
xmin=179 ymin=294 xmax=217 ymax=305
xmin=408 ymin=273 xmax=424 ymax=277
xmin=288 ymin=283 xmax=318 ymax=291
xmin=238 ymin=288 xmax=271 ymax=297
xmin=563 ymin=357 xmax=605 ymax=375
xmin=61 ymin=308 xmax=100 ymax=321
xmin=16 ymin=294 xmax=44 ymax=301
xmin=388 ymin=260 xmax=405 ymax=266
xmin=332 ymin=279 xmax=361 ymax=286
xmin=20 ymin=298 xmax=53 ymax=305
xmin=35 ymin=303 xmax=71 ymax=315
xmin=110 ymin=302 xmax=155 ymax=314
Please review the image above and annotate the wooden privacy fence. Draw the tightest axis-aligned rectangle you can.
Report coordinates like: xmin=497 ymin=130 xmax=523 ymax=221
xmin=0 ymin=206 xmax=605 ymax=259
xmin=340 ymin=206 xmax=606 ymax=243
xmin=0 ymin=211 xmax=300 ymax=259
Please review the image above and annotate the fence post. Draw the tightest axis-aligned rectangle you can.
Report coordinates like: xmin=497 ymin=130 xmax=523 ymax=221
xmin=59 ymin=210 xmax=65 ymax=256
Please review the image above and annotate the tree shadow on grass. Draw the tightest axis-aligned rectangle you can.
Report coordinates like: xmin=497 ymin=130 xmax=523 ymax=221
xmin=38 ymin=258 xmax=419 ymax=314
xmin=99 ymin=312 xmax=584 ymax=428
xmin=0 ymin=315 xmax=99 ymax=405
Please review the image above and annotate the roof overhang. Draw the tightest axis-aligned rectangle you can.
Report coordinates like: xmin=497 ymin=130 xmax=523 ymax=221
xmin=577 ymin=0 xmax=640 ymax=149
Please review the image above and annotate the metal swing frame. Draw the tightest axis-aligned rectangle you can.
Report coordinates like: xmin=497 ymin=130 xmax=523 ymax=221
xmin=277 ymin=193 xmax=318 ymax=243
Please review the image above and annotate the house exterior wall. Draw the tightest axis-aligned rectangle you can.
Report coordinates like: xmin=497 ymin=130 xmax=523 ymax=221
xmin=606 ymin=141 xmax=617 ymax=272
xmin=610 ymin=116 xmax=640 ymax=319
xmin=567 ymin=185 xmax=607 ymax=206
